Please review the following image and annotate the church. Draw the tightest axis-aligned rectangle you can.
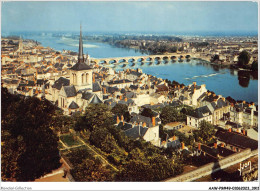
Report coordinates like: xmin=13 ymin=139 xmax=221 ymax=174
xmin=52 ymin=26 xmax=103 ymax=115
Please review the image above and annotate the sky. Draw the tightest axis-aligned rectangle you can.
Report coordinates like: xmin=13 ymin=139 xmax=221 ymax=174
xmin=1 ymin=1 xmax=258 ymax=34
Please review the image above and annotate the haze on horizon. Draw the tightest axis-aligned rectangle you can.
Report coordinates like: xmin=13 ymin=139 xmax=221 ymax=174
xmin=1 ymin=1 xmax=258 ymax=35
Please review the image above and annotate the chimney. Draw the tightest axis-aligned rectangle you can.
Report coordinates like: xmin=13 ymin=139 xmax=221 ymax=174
xmin=178 ymin=85 xmax=180 ymax=89
xmin=214 ymin=143 xmax=217 ymax=149
xmin=181 ymin=142 xmax=185 ymax=150
xmin=198 ymin=143 xmax=201 ymax=151
xmin=103 ymin=87 xmax=106 ymax=94
xmin=124 ymin=97 xmax=128 ymax=102
xmin=233 ymin=147 xmax=236 ymax=152
xmin=152 ymin=117 xmax=156 ymax=126
xmin=252 ymin=102 xmax=255 ymax=106
xmin=93 ymin=74 xmax=95 ymax=83
xmin=242 ymin=129 xmax=246 ymax=135
xmin=116 ymin=116 xmax=120 ymax=124
xmin=121 ymin=115 xmax=124 ymax=122
xmin=120 ymin=95 xmax=122 ymax=100
xmin=143 ymin=122 xmax=146 ymax=127
xmin=173 ymin=135 xmax=176 ymax=141
xmin=242 ymin=100 xmax=246 ymax=104
xmin=229 ymin=128 xmax=232 ymax=132
xmin=193 ymin=82 xmax=196 ymax=87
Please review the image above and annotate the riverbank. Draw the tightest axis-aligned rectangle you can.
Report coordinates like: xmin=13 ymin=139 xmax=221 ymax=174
xmin=5 ymin=32 xmax=257 ymax=103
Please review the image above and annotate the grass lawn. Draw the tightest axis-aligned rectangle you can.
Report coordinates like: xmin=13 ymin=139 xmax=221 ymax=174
xmin=60 ymin=134 xmax=81 ymax=147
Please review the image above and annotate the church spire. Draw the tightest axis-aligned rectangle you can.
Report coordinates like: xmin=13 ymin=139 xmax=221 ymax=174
xmin=78 ymin=24 xmax=84 ymax=63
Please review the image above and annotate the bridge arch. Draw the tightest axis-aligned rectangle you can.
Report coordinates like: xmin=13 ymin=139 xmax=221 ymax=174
xmin=146 ymin=57 xmax=153 ymax=61
xmin=99 ymin=60 xmax=107 ymax=65
xmin=118 ymin=59 xmax=127 ymax=63
xmin=163 ymin=56 xmax=169 ymax=60
xmin=128 ymin=58 xmax=135 ymax=62
xmin=109 ymin=60 xmax=117 ymax=64
xmin=137 ymin=58 xmax=144 ymax=62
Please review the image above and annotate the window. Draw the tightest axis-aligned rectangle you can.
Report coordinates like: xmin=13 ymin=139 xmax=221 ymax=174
xmin=86 ymin=73 xmax=88 ymax=83
xmin=82 ymin=74 xmax=84 ymax=84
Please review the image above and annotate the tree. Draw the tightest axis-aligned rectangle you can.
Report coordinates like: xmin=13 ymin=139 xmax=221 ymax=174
xmin=251 ymin=60 xmax=258 ymax=71
xmin=160 ymin=106 xmax=179 ymax=124
xmin=111 ymin=103 xmax=130 ymax=122
xmin=1 ymin=87 xmax=61 ymax=181
xmin=211 ymin=54 xmax=219 ymax=62
xmin=75 ymin=104 xmax=114 ymax=131
xmin=193 ymin=120 xmax=215 ymax=144
xmin=71 ymin=158 xmax=112 ymax=182
xmin=238 ymin=50 xmax=251 ymax=67
xmin=141 ymin=107 xmax=154 ymax=118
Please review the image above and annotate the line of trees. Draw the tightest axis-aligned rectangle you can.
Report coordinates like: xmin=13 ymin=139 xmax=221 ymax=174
xmin=1 ymin=87 xmax=61 ymax=181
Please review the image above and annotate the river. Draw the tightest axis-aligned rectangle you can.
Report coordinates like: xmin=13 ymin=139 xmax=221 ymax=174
xmin=5 ymin=32 xmax=258 ymax=103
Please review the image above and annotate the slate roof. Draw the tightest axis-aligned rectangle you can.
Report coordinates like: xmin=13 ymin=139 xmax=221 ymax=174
xmin=129 ymin=85 xmax=139 ymax=90
xmin=124 ymin=125 xmax=148 ymax=139
xmin=92 ymin=82 xmax=102 ymax=92
xmin=130 ymin=114 xmax=160 ymax=127
xmin=117 ymin=122 xmax=132 ymax=131
xmin=52 ymin=77 xmax=70 ymax=90
xmin=70 ymin=61 xmax=92 ymax=71
xmin=108 ymin=79 xmax=132 ymax=85
xmin=82 ymin=92 xmax=94 ymax=100
xmin=167 ymin=139 xmax=181 ymax=149
xmin=104 ymin=86 xmax=119 ymax=94
xmin=69 ymin=101 xmax=79 ymax=109
xmin=215 ymin=129 xmax=258 ymax=150
xmin=128 ymin=71 xmax=143 ymax=77
xmin=63 ymin=85 xmax=77 ymax=97
xmin=125 ymin=91 xmax=137 ymax=99
xmin=188 ymin=105 xmax=212 ymax=118
xmin=90 ymin=94 xmax=103 ymax=104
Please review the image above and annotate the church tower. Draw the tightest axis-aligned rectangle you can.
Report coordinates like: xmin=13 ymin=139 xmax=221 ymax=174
xmin=70 ymin=25 xmax=93 ymax=91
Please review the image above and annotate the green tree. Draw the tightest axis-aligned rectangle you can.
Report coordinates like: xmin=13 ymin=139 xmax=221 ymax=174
xmin=238 ymin=50 xmax=251 ymax=67
xmin=193 ymin=120 xmax=215 ymax=144
xmin=251 ymin=60 xmax=258 ymax=71
xmin=111 ymin=103 xmax=131 ymax=122
xmin=1 ymin=87 xmax=61 ymax=181
xmin=160 ymin=106 xmax=179 ymax=124
xmin=71 ymin=158 xmax=112 ymax=181
xmin=141 ymin=107 xmax=154 ymax=118
xmin=75 ymin=104 xmax=114 ymax=131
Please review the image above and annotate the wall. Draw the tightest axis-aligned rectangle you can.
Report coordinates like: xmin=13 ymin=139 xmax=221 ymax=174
xmin=164 ymin=148 xmax=257 ymax=182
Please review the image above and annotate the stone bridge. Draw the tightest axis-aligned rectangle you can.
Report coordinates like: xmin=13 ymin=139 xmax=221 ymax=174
xmin=91 ymin=53 xmax=198 ymax=65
